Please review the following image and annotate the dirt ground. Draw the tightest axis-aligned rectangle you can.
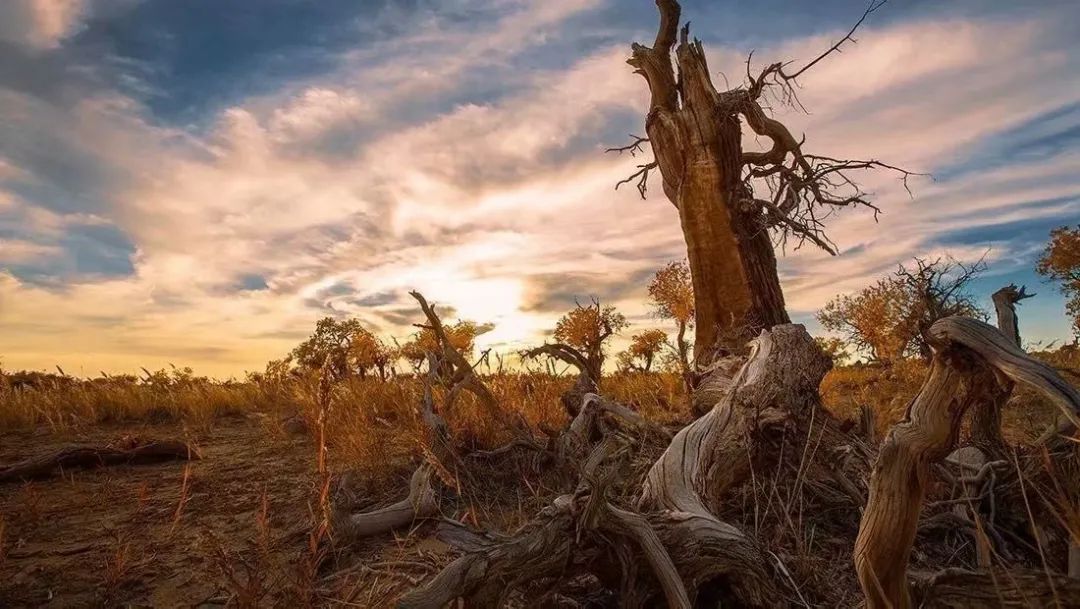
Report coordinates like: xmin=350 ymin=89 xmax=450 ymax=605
xmin=0 ymin=416 xmax=319 ymax=608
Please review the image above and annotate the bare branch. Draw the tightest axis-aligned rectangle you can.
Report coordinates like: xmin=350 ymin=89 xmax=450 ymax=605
xmin=615 ymin=161 xmax=659 ymax=199
xmin=786 ymin=0 xmax=887 ymax=82
xmin=605 ymin=134 xmax=649 ymax=157
xmin=521 ymin=343 xmax=590 ymax=375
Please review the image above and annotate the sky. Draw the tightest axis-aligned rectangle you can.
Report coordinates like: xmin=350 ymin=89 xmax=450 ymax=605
xmin=0 ymin=0 xmax=1077 ymax=378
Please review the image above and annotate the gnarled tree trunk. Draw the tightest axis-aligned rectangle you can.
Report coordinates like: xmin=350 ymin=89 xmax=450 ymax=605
xmin=855 ymin=317 xmax=1080 ymax=609
xmin=629 ymin=0 xmax=789 ymax=361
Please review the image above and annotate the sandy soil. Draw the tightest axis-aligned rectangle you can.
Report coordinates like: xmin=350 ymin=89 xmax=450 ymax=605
xmin=0 ymin=416 xmax=318 ymax=608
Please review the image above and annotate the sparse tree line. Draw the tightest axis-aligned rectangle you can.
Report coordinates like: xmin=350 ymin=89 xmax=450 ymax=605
xmin=3 ymin=0 xmax=1079 ymax=605
xmin=272 ymin=259 xmax=700 ymax=390
xmin=275 ymin=223 xmax=1080 ymax=392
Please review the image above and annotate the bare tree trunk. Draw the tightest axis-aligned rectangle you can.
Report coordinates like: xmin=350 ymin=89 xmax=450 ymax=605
xmin=630 ymin=1 xmax=789 ymax=362
xmin=992 ymin=284 xmax=1032 ymax=349
xmin=970 ymin=285 xmax=1033 ymax=453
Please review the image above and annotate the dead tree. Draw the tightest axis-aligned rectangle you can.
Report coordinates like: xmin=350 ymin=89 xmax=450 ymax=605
xmin=967 ymin=284 xmax=1035 ymax=453
xmin=396 ymin=324 xmax=870 ymax=607
xmin=336 ymin=293 xmax=527 ymax=540
xmin=855 ymin=317 xmax=1080 ymax=609
xmin=330 ymin=4 xmax=1079 ymax=605
xmin=992 ymin=284 xmax=1034 ymax=349
xmin=619 ymin=0 xmax=912 ymax=359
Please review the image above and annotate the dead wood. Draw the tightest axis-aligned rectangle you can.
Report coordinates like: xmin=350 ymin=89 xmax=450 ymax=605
xmin=336 ymin=465 xmax=439 ymax=540
xmin=967 ymin=284 xmax=1035 ymax=453
xmin=521 ymin=343 xmax=600 ymax=417
xmin=0 ymin=440 xmax=199 ymax=483
xmin=912 ymin=567 xmax=1080 ymax=608
xmin=992 ymin=284 xmax=1034 ymax=350
xmin=623 ymin=0 xmax=912 ymax=352
xmin=396 ymin=324 xmax=846 ymax=607
xmin=856 ymin=316 xmax=1080 ymax=609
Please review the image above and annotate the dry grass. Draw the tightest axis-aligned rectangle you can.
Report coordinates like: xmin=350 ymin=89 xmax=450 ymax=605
xmin=2 ymin=346 xmax=1077 ymax=607
xmin=4 ymin=348 xmax=1072 ymax=471
xmin=0 ymin=368 xmax=280 ymax=431
xmin=820 ymin=346 xmax=1079 ymax=443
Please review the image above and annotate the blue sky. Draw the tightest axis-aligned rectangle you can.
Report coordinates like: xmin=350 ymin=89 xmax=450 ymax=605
xmin=0 ymin=0 xmax=1078 ymax=376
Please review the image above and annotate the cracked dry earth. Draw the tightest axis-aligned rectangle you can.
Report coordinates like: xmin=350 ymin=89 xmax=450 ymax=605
xmin=0 ymin=417 xmax=318 ymax=608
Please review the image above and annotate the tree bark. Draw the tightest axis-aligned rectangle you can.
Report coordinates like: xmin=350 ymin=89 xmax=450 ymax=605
xmin=855 ymin=317 xmax=1080 ymax=609
xmin=631 ymin=2 xmax=789 ymax=363
xmin=913 ymin=568 xmax=1080 ymax=608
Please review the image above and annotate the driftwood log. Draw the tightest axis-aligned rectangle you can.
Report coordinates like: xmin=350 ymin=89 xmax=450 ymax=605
xmin=0 ymin=440 xmax=199 ymax=483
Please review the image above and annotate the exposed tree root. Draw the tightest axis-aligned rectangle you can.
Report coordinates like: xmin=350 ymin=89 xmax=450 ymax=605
xmin=333 ymin=307 xmax=1077 ymax=608
xmin=0 ymin=440 xmax=199 ymax=483
xmin=386 ymin=324 xmax=846 ymax=607
xmin=335 ymin=465 xmax=439 ymax=540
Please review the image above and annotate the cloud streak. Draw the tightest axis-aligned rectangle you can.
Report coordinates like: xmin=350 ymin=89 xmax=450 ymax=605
xmin=1 ymin=0 xmax=1077 ymax=375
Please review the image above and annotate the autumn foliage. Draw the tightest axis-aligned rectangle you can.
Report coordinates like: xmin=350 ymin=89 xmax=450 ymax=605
xmin=647 ymin=261 xmax=694 ymax=374
xmin=818 ymin=256 xmax=984 ymax=364
xmin=1037 ymin=225 xmax=1080 ymax=339
xmin=398 ymin=320 xmax=484 ymax=368
xmin=552 ymin=299 xmax=628 ymax=375
xmin=290 ymin=318 xmax=395 ymax=380
xmin=618 ymin=329 xmax=668 ymax=372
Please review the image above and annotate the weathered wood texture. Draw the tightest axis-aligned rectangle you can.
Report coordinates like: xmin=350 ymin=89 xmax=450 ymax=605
xmin=856 ymin=316 xmax=1080 ymax=609
xmin=629 ymin=0 xmax=789 ymax=359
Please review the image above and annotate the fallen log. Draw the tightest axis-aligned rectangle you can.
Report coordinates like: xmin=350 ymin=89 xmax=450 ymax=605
xmin=0 ymin=440 xmax=199 ymax=483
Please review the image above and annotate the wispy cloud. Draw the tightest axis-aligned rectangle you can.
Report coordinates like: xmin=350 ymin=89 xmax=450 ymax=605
xmin=0 ymin=0 xmax=1077 ymax=375
xmin=0 ymin=0 xmax=91 ymax=50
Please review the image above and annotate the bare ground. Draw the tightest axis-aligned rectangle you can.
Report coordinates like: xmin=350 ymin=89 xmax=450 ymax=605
xmin=0 ymin=416 xmax=317 ymax=608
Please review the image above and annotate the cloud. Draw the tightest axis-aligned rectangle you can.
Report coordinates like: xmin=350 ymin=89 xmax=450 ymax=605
xmin=1 ymin=1 xmax=1078 ymax=374
xmin=0 ymin=0 xmax=90 ymax=50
